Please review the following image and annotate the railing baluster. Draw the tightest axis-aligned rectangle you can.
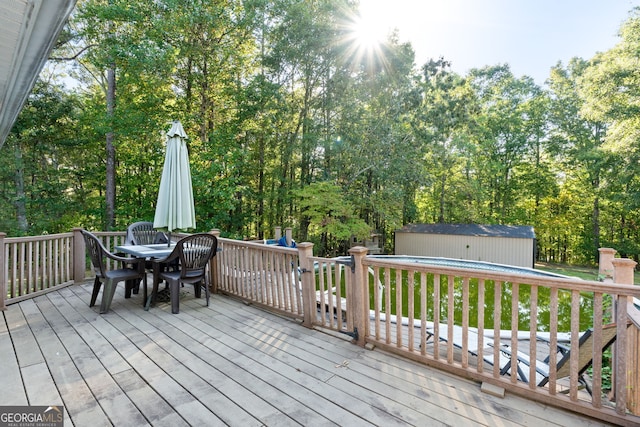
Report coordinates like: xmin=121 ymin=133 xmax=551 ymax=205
xmin=592 ymin=292 xmax=604 ymax=407
xmin=569 ymin=289 xmax=581 ymax=401
xmin=0 ymin=233 xmax=5 ymax=310
xmin=529 ymin=285 xmax=538 ymax=390
xmin=447 ymin=275 xmax=454 ymax=364
xmin=407 ymin=270 xmax=415 ymax=352
xmin=493 ymin=280 xmax=502 ymax=379
xmin=477 ymin=278 xmax=485 ymax=374
xmin=385 ymin=267 xmax=391 ymax=345
xmin=510 ymin=282 xmax=519 ymax=384
xmin=420 ymin=271 xmax=427 ymax=357
xmin=548 ymin=287 xmax=559 ymax=394
xmin=395 ymin=268 xmax=403 ymax=348
xmin=461 ymin=276 xmax=469 ymax=368
xmin=433 ymin=273 xmax=441 ymax=360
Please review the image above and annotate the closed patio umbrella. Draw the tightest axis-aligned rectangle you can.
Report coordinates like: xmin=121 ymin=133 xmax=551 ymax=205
xmin=153 ymin=120 xmax=196 ymax=234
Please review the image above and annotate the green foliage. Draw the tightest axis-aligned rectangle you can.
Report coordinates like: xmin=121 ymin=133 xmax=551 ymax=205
xmin=295 ymin=181 xmax=370 ymax=256
xmin=1 ymin=80 xmax=86 ymax=235
xmin=5 ymin=1 xmax=640 ymax=263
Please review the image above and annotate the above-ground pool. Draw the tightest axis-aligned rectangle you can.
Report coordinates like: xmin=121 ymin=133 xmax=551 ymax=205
xmin=328 ymin=254 xmax=587 ymax=332
xmin=336 ymin=254 xmax=571 ymax=278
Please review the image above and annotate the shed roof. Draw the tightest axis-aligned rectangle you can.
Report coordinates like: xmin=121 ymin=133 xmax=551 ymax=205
xmin=396 ymin=223 xmax=535 ymax=239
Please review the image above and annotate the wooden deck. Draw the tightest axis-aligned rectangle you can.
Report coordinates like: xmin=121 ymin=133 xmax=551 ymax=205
xmin=1 ymin=281 xmax=613 ymax=426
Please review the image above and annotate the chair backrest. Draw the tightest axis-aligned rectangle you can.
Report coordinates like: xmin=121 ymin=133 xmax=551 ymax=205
xmin=171 ymin=233 xmax=218 ymax=280
xmin=554 ymin=323 xmax=619 ymax=379
xmin=126 ymin=221 xmax=167 ymax=245
xmin=82 ymin=229 xmax=109 ymax=278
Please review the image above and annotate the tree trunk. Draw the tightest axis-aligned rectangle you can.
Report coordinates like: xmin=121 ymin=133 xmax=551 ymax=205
xmin=592 ymin=195 xmax=600 ymax=262
xmin=13 ymin=140 xmax=28 ymax=232
xmin=438 ymin=171 xmax=446 ymax=223
xmin=257 ymin=132 xmax=265 ymax=239
xmin=105 ymin=65 xmax=116 ymax=230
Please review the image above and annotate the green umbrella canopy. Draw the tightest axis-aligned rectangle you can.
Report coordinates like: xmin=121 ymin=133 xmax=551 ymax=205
xmin=153 ymin=120 xmax=196 ymax=232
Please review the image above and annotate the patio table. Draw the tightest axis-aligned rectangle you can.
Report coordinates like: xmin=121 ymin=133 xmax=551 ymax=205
xmin=115 ymin=243 xmax=178 ymax=309
xmin=114 ymin=243 xmax=176 ymax=258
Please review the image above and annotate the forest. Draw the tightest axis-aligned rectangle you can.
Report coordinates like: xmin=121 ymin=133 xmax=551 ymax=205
xmin=2 ymin=0 xmax=640 ymax=264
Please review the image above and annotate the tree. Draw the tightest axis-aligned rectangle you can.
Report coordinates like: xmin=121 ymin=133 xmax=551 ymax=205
xmin=331 ymin=27 xmax=419 ymax=248
xmin=295 ymin=181 xmax=370 ymax=256
xmin=65 ymin=0 xmax=175 ymax=229
xmin=546 ymin=59 xmax=610 ymax=262
xmin=1 ymin=79 xmax=83 ymax=235
xmin=579 ymin=9 xmax=640 ymax=260
xmin=467 ymin=65 xmax=545 ymax=223
xmin=412 ymin=58 xmax=476 ymax=223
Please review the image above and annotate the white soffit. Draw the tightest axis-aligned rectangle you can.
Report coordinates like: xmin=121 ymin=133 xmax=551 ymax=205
xmin=0 ymin=0 xmax=77 ymax=147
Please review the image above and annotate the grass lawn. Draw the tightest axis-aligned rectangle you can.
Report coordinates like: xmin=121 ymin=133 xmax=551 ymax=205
xmin=536 ymin=262 xmax=640 ymax=284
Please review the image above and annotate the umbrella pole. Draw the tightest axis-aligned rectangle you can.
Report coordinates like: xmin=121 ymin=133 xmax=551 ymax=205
xmin=167 ymin=231 xmax=171 ymax=247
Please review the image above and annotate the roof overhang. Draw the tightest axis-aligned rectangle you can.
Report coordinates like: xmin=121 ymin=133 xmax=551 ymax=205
xmin=0 ymin=0 xmax=77 ymax=148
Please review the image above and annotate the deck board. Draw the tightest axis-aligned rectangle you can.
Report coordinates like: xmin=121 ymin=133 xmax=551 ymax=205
xmin=0 ymin=307 xmax=29 ymax=405
xmin=1 ymin=280 xmax=613 ymax=427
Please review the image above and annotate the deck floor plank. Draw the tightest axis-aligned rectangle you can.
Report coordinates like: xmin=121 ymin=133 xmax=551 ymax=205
xmin=157 ymin=308 xmax=406 ymax=426
xmin=60 ymin=285 xmax=226 ymax=427
xmin=32 ymin=295 xmax=149 ymax=427
xmin=1 ymin=308 xmax=31 ymax=405
xmin=184 ymin=290 xmax=612 ymax=427
xmin=110 ymin=290 xmax=364 ymax=426
xmin=0 ymin=281 xmax=614 ymax=427
xmin=200 ymin=294 xmax=607 ymax=427
xmin=176 ymin=303 xmax=416 ymax=425
xmin=198 ymin=297 xmax=525 ymax=426
xmin=66 ymin=284 xmax=302 ymax=427
xmin=199 ymin=298 xmax=504 ymax=421
xmin=14 ymin=298 xmax=109 ymax=427
xmin=180 ymin=298 xmax=447 ymax=426
xmin=4 ymin=303 xmax=45 ymax=369
xmin=46 ymin=288 xmax=186 ymax=427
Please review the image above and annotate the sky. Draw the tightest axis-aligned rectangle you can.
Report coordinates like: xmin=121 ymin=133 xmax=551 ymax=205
xmin=357 ymin=0 xmax=639 ymax=84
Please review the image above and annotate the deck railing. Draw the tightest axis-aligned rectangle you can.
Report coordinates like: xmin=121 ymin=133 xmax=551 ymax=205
xmin=0 ymin=229 xmax=136 ymax=309
xmin=1 ymin=232 xmax=76 ymax=308
xmin=212 ymin=237 xmax=357 ymax=336
xmin=212 ymin=236 xmax=304 ymax=319
xmin=211 ymin=240 xmax=640 ymax=425
xmin=2 ymin=229 xmax=640 ymax=425
xmin=348 ymin=249 xmax=640 ymax=426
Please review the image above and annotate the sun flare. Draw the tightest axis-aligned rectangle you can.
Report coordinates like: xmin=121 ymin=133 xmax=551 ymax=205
xmin=341 ymin=7 xmax=391 ymax=72
xmin=351 ymin=15 xmax=385 ymax=51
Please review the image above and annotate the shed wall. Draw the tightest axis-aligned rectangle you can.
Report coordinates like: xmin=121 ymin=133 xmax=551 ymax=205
xmin=394 ymin=232 xmax=534 ymax=268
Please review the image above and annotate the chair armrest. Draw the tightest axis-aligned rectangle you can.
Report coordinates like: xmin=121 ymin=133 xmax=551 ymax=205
xmin=106 ymin=251 xmax=144 ymax=265
xmin=151 ymin=249 xmax=179 ymax=266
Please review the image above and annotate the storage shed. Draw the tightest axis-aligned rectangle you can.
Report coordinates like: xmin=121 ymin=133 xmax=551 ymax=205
xmin=394 ymin=223 xmax=536 ymax=268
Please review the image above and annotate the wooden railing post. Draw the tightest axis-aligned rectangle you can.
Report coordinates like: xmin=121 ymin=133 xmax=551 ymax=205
xmin=598 ymin=248 xmax=617 ymax=281
xmin=209 ymin=229 xmax=221 ymax=294
xmin=599 ymin=248 xmax=618 ymax=330
xmin=0 ymin=232 xmax=6 ymax=310
xmin=348 ymin=246 xmax=369 ymax=347
xmin=72 ymin=228 xmax=86 ymax=284
xmin=274 ymin=226 xmax=282 ymax=240
xmin=612 ymin=257 xmax=636 ymax=414
xmin=285 ymin=227 xmax=293 ymax=247
xmin=297 ymin=242 xmax=315 ymax=328
xmin=612 ymin=258 xmax=636 ymax=286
